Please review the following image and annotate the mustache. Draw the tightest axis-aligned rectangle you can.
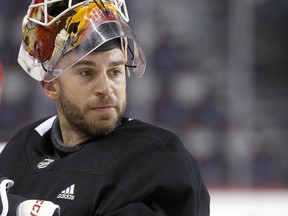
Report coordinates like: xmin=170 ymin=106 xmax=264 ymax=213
xmin=87 ymin=97 xmax=117 ymax=108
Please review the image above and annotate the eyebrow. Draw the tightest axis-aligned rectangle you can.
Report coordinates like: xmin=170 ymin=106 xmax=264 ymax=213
xmin=72 ymin=59 xmax=126 ymax=68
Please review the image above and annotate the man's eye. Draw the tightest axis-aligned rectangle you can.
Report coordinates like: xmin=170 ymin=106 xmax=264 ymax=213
xmin=110 ymin=68 xmax=124 ymax=77
xmin=79 ymin=71 xmax=92 ymax=76
xmin=112 ymin=70 xmax=121 ymax=76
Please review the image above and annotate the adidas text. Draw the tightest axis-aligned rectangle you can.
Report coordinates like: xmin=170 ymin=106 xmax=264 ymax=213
xmin=57 ymin=193 xmax=75 ymax=200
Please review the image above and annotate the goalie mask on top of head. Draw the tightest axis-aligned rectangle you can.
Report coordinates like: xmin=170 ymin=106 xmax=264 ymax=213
xmin=18 ymin=0 xmax=146 ymax=82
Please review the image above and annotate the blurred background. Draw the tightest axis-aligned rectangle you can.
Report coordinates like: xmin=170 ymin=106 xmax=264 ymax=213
xmin=0 ymin=0 xmax=288 ymax=214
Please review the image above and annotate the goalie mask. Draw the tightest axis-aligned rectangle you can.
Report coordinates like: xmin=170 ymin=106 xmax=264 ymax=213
xmin=18 ymin=0 xmax=146 ymax=82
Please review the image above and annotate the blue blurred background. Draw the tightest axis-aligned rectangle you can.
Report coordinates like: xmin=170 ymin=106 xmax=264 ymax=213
xmin=0 ymin=0 xmax=288 ymax=189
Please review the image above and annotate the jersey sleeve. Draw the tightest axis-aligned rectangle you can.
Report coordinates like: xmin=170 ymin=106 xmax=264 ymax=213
xmin=0 ymin=178 xmax=60 ymax=216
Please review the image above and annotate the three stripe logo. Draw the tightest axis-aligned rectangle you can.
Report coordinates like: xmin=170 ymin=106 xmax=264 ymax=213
xmin=57 ymin=184 xmax=76 ymax=200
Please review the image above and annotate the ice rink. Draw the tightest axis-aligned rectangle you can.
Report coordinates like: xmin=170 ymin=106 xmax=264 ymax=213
xmin=210 ymin=188 xmax=288 ymax=216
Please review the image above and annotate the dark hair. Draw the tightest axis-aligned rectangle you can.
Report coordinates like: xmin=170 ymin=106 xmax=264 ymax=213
xmin=97 ymin=38 xmax=122 ymax=51
xmin=48 ymin=0 xmax=83 ymax=16
xmin=75 ymin=22 xmax=122 ymax=52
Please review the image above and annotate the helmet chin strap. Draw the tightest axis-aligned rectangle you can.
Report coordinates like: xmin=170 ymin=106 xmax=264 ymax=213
xmin=18 ymin=43 xmax=45 ymax=81
xmin=50 ymin=29 xmax=70 ymax=71
xmin=121 ymin=37 xmax=130 ymax=77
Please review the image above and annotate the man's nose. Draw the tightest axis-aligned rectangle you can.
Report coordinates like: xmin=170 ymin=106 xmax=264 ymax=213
xmin=93 ymin=73 xmax=113 ymax=97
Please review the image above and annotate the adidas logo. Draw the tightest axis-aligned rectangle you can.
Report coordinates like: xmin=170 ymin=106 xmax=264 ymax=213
xmin=57 ymin=184 xmax=75 ymax=200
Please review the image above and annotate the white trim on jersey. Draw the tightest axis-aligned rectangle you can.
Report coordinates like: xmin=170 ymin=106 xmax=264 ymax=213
xmin=35 ymin=116 xmax=57 ymax=136
xmin=0 ymin=143 xmax=5 ymax=153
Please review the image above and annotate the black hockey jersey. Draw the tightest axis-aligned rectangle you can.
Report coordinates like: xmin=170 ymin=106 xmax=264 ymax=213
xmin=0 ymin=116 xmax=210 ymax=215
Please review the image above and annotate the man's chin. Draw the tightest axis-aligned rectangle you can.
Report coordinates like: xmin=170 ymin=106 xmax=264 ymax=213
xmin=88 ymin=115 xmax=121 ymax=136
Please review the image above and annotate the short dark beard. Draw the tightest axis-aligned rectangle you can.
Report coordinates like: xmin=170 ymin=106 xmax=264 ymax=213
xmin=59 ymin=85 xmax=126 ymax=138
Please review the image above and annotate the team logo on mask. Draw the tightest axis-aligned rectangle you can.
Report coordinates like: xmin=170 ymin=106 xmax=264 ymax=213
xmin=37 ymin=158 xmax=55 ymax=169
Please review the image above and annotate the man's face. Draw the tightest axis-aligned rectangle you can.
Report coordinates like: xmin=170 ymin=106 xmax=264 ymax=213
xmin=52 ymin=47 xmax=127 ymax=138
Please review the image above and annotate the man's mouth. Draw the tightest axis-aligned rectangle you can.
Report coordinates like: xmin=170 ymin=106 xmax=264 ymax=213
xmin=91 ymin=105 xmax=115 ymax=111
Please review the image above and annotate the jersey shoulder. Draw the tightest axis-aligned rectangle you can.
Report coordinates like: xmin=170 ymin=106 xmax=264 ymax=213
xmin=98 ymin=119 xmax=201 ymax=186
xmin=119 ymin=118 xmax=186 ymax=153
xmin=0 ymin=116 xmax=55 ymax=159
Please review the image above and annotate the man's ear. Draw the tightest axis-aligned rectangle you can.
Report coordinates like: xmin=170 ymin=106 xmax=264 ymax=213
xmin=41 ymin=80 xmax=59 ymax=100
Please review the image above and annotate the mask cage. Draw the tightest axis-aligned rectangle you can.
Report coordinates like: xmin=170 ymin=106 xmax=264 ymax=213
xmin=26 ymin=0 xmax=129 ymax=27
